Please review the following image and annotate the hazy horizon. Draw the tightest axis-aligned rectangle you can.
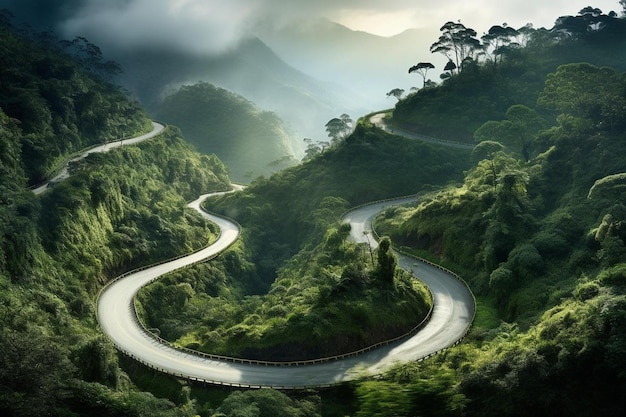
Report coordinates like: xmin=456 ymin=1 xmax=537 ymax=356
xmin=2 ymin=0 xmax=623 ymax=147
xmin=2 ymin=1 xmax=622 ymax=54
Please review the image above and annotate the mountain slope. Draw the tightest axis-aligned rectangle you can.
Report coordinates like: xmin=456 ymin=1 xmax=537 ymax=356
xmin=257 ymin=18 xmax=442 ymax=109
xmin=115 ymin=37 xmax=365 ymax=150
xmin=0 ymin=21 xmax=152 ymax=184
xmin=154 ymin=82 xmax=297 ymax=181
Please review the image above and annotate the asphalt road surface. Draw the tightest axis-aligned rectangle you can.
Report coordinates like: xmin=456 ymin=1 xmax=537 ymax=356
xmin=31 ymin=119 xmax=475 ymax=388
xmin=31 ymin=122 xmax=165 ymax=195
xmin=97 ymin=194 xmax=475 ymax=388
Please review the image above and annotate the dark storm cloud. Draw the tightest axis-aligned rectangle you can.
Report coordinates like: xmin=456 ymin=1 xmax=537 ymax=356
xmin=0 ymin=0 xmax=424 ymax=55
xmin=0 ymin=0 xmax=94 ymax=29
xmin=1 ymin=0 xmax=621 ymax=55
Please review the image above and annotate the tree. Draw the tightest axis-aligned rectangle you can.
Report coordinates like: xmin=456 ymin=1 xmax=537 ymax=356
xmin=58 ymin=36 xmax=122 ymax=80
xmin=430 ymin=21 xmax=483 ymax=71
xmin=409 ymin=62 xmax=435 ymax=88
xmin=474 ymin=105 xmax=547 ymax=161
xmin=325 ymin=114 xmax=353 ymax=144
xmin=481 ymin=24 xmax=520 ymax=66
xmin=302 ymin=138 xmax=322 ymax=161
xmin=470 ymin=140 xmax=505 ymax=165
xmin=386 ymin=88 xmax=405 ymax=101
xmin=356 ymin=381 xmax=412 ymax=417
xmin=376 ymin=236 xmax=397 ymax=284
xmin=214 ymin=389 xmax=320 ymax=417
xmin=538 ymin=63 xmax=626 ymax=133
xmin=440 ymin=60 xmax=457 ymax=80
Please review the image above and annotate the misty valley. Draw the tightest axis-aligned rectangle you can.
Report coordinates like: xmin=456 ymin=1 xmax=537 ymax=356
xmin=2 ymin=2 xmax=626 ymax=417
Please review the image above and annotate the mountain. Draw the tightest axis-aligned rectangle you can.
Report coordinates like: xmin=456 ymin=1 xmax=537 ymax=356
xmin=0 ymin=22 xmax=152 ymax=185
xmin=0 ymin=18 xmax=233 ymax=416
xmin=256 ymin=18 xmax=445 ymax=109
xmin=113 ymin=36 xmax=367 ymax=153
xmin=154 ymin=82 xmax=297 ymax=182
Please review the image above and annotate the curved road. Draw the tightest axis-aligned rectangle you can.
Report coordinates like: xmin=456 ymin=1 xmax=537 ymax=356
xmin=33 ymin=118 xmax=475 ymax=388
xmin=97 ymin=194 xmax=475 ymax=388
xmin=369 ymin=113 xmax=474 ymax=150
xmin=32 ymin=122 xmax=165 ymax=195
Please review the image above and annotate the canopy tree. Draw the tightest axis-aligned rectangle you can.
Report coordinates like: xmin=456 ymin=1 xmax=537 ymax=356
xmin=481 ymin=24 xmax=520 ymax=66
xmin=325 ymin=114 xmax=353 ymax=144
xmin=474 ymin=105 xmax=547 ymax=161
xmin=386 ymin=88 xmax=405 ymax=101
xmin=538 ymin=63 xmax=626 ymax=134
xmin=430 ymin=21 xmax=483 ymax=71
xmin=409 ymin=62 xmax=435 ymax=88
xmin=552 ymin=7 xmax=623 ymax=42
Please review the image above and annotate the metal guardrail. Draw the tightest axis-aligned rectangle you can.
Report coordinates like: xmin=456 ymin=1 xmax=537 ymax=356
xmin=368 ymin=197 xmax=477 ymax=355
xmin=122 ymin=196 xmax=434 ymax=367
xmin=89 ymin=125 xmax=476 ymax=389
xmin=103 ymin=194 xmax=475 ymax=389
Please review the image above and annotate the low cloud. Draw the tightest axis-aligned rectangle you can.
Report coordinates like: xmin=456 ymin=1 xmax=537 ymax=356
xmin=1 ymin=0 xmax=621 ymax=56
xmin=61 ymin=0 xmax=260 ymax=55
xmin=0 ymin=0 xmax=440 ymax=55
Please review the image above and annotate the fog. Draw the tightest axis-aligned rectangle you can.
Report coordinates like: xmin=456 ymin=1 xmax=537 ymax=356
xmin=2 ymin=0 xmax=623 ymax=150
xmin=6 ymin=0 xmax=622 ymax=51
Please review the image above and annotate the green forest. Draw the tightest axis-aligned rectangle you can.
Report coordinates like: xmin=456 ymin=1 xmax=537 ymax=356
xmin=2 ymin=3 xmax=626 ymax=417
xmin=153 ymin=82 xmax=297 ymax=182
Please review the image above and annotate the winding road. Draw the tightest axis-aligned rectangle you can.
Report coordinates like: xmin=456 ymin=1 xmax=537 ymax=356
xmin=32 ymin=122 xmax=165 ymax=195
xmin=34 ymin=119 xmax=475 ymax=389
xmin=369 ymin=113 xmax=475 ymax=150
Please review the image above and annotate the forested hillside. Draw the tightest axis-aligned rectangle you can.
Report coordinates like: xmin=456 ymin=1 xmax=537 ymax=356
xmin=0 ymin=15 xmax=152 ymax=185
xmin=392 ymin=7 xmax=626 ymax=143
xmin=154 ymin=82 xmax=297 ymax=182
xmin=3 ymin=4 xmax=626 ymax=417
xmin=0 ymin=17 xmax=233 ymax=416
xmin=366 ymin=8 xmax=626 ymax=417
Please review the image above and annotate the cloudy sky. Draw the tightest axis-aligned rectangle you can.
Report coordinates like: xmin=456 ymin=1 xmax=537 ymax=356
xmin=1 ymin=0 xmax=623 ymax=54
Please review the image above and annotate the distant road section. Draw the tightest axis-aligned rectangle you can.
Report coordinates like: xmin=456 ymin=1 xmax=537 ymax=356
xmin=369 ymin=113 xmax=474 ymax=150
xmin=31 ymin=122 xmax=165 ymax=195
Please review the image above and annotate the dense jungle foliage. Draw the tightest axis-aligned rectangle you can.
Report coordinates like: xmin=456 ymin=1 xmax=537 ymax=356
xmin=392 ymin=5 xmax=626 ymax=143
xmin=368 ymin=14 xmax=626 ymax=417
xmin=154 ymin=82 xmax=297 ymax=182
xmin=138 ymin=222 xmax=432 ymax=361
xmin=0 ymin=17 xmax=235 ymax=416
xmin=0 ymin=125 xmax=232 ymax=416
xmin=4 ymin=3 xmax=626 ymax=417
xmin=0 ymin=14 xmax=152 ymax=185
xmin=137 ymin=108 xmax=466 ymax=361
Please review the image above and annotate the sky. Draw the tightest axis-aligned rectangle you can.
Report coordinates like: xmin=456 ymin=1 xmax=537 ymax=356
xmin=335 ymin=0 xmax=623 ymax=36
xmin=1 ymin=0 xmax=623 ymax=55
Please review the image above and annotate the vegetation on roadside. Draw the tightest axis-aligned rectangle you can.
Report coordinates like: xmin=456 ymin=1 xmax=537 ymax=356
xmin=4 ymin=4 xmax=626 ymax=417
xmin=392 ymin=6 xmax=626 ymax=144
xmin=135 ymin=121 xmax=468 ymax=360
xmin=0 ymin=14 xmax=152 ymax=184
xmin=139 ymin=221 xmax=432 ymax=360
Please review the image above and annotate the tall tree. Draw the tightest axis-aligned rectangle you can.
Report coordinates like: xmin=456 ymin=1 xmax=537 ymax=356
xmin=481 ymin=24 xmax=520 ymax=66
xmin=441 ymin=60 xmax=457 ymax=80
xmin=409 ymin=62 xmax=435 ymax=88
xmin=430 ymin=21 xmax=483 ymax=71
xmin=386 ymin=88 xmax=405 ymax=101
xmin=538 ymin=63 xmax=626 ymax=133
xmin=325 ymin=114 xmax=353 ymax=144
xmin=376 ymin=237 xmax=397 ymax=284
xmin=474 ymin=105 xmax=547 ymax=161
